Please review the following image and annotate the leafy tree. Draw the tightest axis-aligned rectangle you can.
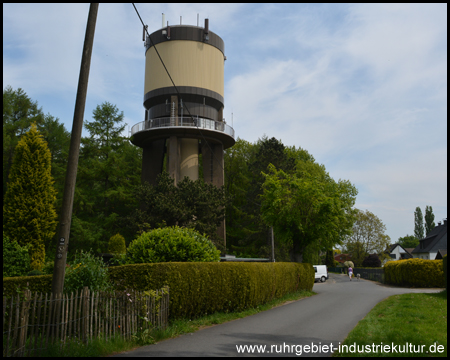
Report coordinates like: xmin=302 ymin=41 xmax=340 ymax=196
xmin=342 ymin=209 xmax=391 ymax=267
xmin=414 ymin=206 xmax=424 ymax=240
xmin=260 ymin=161 xmax=357 ymax=262
xmin=345 ymin=240 xmax=367 ymax=267
xmin=362 ymin=253 xmax=381 ymax=267
xmin=72 ymin=102 xmax=142 ymax=253
xmin=398 ymin=234 xmax=419 ymax=249
xmin=424 ymin=205 xmax=436 ymax=236
xmin=224 ymin=137 xmax=314 ymax=261
xmin=325 ymin=250 xmax=335 ymax=267
xmin=129 ymin=172 xmax=229 ymax=249
xmin=3 ymin=123 xmax=57 ymax=270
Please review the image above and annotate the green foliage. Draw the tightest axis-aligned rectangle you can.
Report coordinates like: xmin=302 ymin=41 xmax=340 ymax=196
xmin=72 ymin=102 xmax=142 ymax=253
xmin=42 ymin=260 xmax=55 ymax=275
xmin=414 ymin=206 xmax=424 ymax=240
xmin=126 ymin=226 xmax=220 ymax=264
xmin=398 ymin=234 xmax=419 ymax=249
xmin=3 ymin=274 xmax=53 ymax=297
xmin=325 ymin=250 xmax=335 ymax=267
xmin=260 ymin=161 xmax=357 ymax=262
xmin=362 ymin=254 xmax=381 ymax=267
xmin=443 ymin=255 xmax=447 ymax=291
xmin=384 ymin=258 xmax=444 ymax=288
xmin=342 ymin=209 xmax=391 ymax=267
xmin=224 ymin=137 xmax=313 ymax=261
xmin=108 ymin=262 xmax=314 ymax=319
xmin=3 ymin=123 xmax=57 ymax=270
xmin=27 ymin=269 xmax=44 ymax=276
xmin=3 ymin=233 xmax=31 ymax=278
xmin=108 ymin=233 xmax=126 ymax=255
xmin=64 ymin=250 xmax=112 ymax=294
xmin=344 ymin=260 xmax=354 ymax=269
xmin=3 ymin=86 xmax=45 ymax=198
xmin=130 ymin=173 xmax=229 ymax=246
xmin=424 ymin=205 xmax=436 ymax=236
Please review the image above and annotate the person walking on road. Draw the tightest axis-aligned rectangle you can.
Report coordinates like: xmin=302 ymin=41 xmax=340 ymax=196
xmin=348 ymin=266 xmax=353 ymax=281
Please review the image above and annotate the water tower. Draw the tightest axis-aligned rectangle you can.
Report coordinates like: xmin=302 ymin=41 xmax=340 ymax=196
xmin=130 ymin=15 xmax=235 ymax=243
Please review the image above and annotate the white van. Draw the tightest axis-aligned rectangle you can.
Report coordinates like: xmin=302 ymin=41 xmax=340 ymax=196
xmin=313 ymin=265 xmax=328 ymax=282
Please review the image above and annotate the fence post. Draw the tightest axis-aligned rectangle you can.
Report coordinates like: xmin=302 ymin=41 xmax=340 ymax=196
xmin=83 ymin=287 xmax=89 ymax=344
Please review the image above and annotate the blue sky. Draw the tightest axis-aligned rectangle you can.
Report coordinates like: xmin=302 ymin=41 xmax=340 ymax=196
xmin=3 ymin=3 xmax=447 ymax=245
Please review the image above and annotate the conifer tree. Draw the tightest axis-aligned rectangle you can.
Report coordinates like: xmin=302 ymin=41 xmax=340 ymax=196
xmin=414 ymin=206 xmax=424 ymax=240
xmin=424 ymin=205 xmax=436 ymax=236
xmin=3 ymin=123 xmax=57 ymax=270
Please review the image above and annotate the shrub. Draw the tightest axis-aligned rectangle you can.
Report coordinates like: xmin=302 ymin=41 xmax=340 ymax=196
xmin=344 ymin=260 xmax=354 ymax=268
xmin=108 ymin=233 xmax=126 ymax=255
xmin=27 ymin=270 xmax=44 ymax=276
xmin=42 ymin=260 xmax=55 ymax=275
xmin=3 ymin=233 xmax=31 ymax=278
xmin=126 ymin=226 xmax=221 ymax=264
xmin=443 ymin=255 xmax=447 ymax=291
xmin=384 ymin=258 xmax=444 ymax=288
xmin=64 ymin=250 xmax=112 ymax=294
xmin=362 ymin=254 xmax=381 ymax=267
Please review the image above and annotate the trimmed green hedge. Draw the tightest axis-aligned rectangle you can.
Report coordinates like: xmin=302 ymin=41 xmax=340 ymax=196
xmin=384 ymin=258 xmax=444 ymax=288
xmin=4 ymin=262 xmax=314 ymax=319
xmin=3 ymin=274 xmax=53 ymax=297
xmin=444 ymin=255 xmax=447 ymax=291
xmin=108 ymin=262 xmax=314 ymax=319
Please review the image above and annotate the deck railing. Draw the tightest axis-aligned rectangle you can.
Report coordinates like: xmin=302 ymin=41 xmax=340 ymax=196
xmin=131 ymin=116 xmax=235 ymax=139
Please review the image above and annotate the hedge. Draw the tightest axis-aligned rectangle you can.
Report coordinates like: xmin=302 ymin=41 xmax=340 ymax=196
xmin=384 ymin=258 xmax=444 ymax=288
xmin=3 ymin=274 xmax=53 ymax=297
xmin=444 ymin=255 xmax=447 ymax=291
xmin=4 ymin=263 xmax=314 ymax=319
xmin=108 ymin=262 xmax=314 ymax=319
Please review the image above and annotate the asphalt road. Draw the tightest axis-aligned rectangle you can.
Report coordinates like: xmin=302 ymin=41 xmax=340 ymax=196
xmin=112 ymin=273 xmax=442 ymax=357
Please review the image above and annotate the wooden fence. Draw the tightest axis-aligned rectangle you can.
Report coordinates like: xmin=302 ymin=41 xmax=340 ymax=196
xmin=2 ymin=286 xmax=169 ymax=357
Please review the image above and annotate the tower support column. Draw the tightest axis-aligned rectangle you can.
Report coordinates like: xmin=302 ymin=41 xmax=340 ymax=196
xmin=141 ymin=139 xmax=165 ymax=186
xmin=202 ymin=141 xmax=226 ymax=250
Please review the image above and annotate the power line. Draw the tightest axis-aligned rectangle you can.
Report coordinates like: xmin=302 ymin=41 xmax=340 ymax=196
xmin=131 ymin=3 xmax=227 ymax=175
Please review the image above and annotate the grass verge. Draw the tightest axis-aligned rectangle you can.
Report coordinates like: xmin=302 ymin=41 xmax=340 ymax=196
xmin=36 ymin=288 xmax=315 ymax=357
xmin=333 ymin=290 xmax=447 ymax=357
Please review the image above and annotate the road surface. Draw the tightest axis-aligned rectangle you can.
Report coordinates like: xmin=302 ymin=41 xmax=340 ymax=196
xmin=112 ymin=273 xmax=442 ymax=357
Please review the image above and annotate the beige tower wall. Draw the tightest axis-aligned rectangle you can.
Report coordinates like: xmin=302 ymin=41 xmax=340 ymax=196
xmin=180 ymin=138 xmax=199 ymax=181
xmin=145 ymin=40 xmax=224 ymax=97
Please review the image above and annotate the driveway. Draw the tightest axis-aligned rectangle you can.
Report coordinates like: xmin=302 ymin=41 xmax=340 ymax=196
xmin=112 ymin=273 xmax=442 ymax=357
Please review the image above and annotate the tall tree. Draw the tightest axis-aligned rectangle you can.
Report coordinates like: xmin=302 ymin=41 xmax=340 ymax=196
xmin=398 ymin=234 xmax=419 ymax=249
xmin=342 ymin=209 xmax=391 ymax=266
xmin=414 ymin=206 xmax=424 ymax=240
xmin=260 ymin=161 xmax=357 ymax=262
xmin=3 ymin=123 xmax=57 ymax=270
xmin=129 ymin=172 xmax=229 ymax=249
xmin=424 ymin=205 xmax=436 ymax=236
xmin=71 ymin=102 xmax=142 ymax=253
xmin=3 ymin=86 xmax=45 ymax=198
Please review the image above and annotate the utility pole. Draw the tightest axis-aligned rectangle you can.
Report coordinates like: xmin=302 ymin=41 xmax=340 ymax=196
xmin=51 ymin=3 xmax=99 ymax=295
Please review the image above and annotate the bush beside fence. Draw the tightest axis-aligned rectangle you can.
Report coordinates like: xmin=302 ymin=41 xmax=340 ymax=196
xmin=108 ymin=262 xmax=314 ymax=319
xmin=2 ymin=286 xmax=169 ymax=357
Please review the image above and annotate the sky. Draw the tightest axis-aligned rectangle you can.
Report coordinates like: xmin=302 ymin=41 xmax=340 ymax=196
xmin=3 ymin=3 xmax=447 ymax=246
